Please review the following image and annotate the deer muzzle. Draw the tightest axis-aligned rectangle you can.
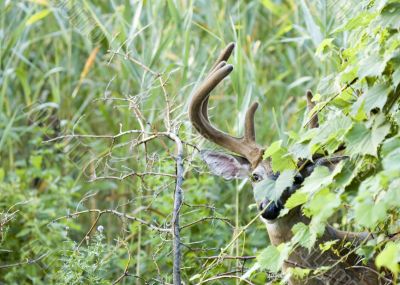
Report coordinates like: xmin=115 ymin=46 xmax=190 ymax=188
xmin=258 ymin=173 xmax=304 ymax=221
xmin=259 ymin=198 xmax=284 ymax=220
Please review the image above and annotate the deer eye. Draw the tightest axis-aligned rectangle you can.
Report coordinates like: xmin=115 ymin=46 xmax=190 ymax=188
xmin=251 ymin=173 xmax=262 ymax=182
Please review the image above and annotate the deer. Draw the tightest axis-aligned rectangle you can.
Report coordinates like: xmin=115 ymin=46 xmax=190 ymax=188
xmin=188 ymin=43 xmax=389 ymax=285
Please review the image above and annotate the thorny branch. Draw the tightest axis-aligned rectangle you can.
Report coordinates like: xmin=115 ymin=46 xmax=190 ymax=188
xmin=46 ymin=97 xmax=188 ymax=284
xmin=0 ymin=252 xmax=49 ymax=269
xmin=42 ymin=48 xmax=244 ymax=284
xmin=52 ymin=209 xmax=172 ymax=236
xmin=112 ymin=241 xmax=132 ymax=284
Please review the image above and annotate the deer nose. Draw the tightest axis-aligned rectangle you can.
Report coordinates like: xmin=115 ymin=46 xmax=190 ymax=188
xmin=259 ymin=198 xmax=283 ymax=220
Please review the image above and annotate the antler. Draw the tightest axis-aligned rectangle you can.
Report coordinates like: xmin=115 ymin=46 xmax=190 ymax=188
xmin=189 ymin=43 xmax=264 ymax=168
xmin=306 ymin=90 xmax=319 ymax=128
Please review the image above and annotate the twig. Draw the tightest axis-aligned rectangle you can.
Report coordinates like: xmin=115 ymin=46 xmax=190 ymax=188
xmin=0 ymin=252 xmax=49 ymax=269
xmin=198 ymin=274 xmax=255 ymax=285
xmin=180 ymin=216 xmax=234 ymax=229
xmin=200 ymin=255 xmax=256 ymax=260
xmin=52 ymin=209 xmax=172 ymax=236
xmin=349 ymin=266 xmax=392 ymax=284
xmin=166 ymin=132 xmax=184 ymax=285
xmin=112 ymin=242 xmax=132 ymax=284
xmin=199 ymin=202 xmax=273 ymax=282
xmin=107 ymin=50 xmax=160 ymax=76
xmin=159 ymin=76 xmax=172 ymax=131
xmin=43 ymin=130 xmax=148 ymax=143
xmin=90 ymin=171 xmax=176 ymax=181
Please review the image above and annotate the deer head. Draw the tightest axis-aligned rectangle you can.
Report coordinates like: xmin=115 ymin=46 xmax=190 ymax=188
xmin=189 ymin=43 xmax=334 ymax=222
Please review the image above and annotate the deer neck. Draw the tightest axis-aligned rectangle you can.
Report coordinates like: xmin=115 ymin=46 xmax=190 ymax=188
xmin=263 ymin=207 xmax=310 ymax=245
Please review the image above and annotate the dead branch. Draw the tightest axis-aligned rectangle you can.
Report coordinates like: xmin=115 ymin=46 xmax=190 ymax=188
xmin=52 ymin=209 xmax=172 ymax=236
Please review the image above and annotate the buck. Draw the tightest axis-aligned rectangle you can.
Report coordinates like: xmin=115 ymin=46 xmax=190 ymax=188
xmin=189 ymin=43 xmax=387 ymax=285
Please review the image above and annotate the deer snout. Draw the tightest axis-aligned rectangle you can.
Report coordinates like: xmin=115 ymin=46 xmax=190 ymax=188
xmin=258 ymin=173 xmax=304 ymax=221
xmin=259 ymin=198 xmax=283 ymax=220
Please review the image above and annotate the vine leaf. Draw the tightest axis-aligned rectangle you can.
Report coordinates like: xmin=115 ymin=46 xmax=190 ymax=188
xmin=263 ymin=140 xmax=296 ymax=172
xmin=353 ymin=83 xmax=391 ymax=115
xmin=375 ymin=241 xmax=400 ymax=279
xmin=257 ymin=243 xmax=291 ymax=273
xmin=345 ymin=114 xmax=390 ymax=157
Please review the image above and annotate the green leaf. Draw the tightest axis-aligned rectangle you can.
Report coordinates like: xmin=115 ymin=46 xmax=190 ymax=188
xmin=384 ymin=179 xmax=400 ymax=208
xmin=304 ymin=188 xmax=340 ymax=219
xmin=381 ymin=135 xmax=400 ymax=157
xmin=345 ymin=115 xmax=390 ymax=157
xmin=254 ymin=178 xmax=275 ymax=204
xmin=189 ymin=274 xmax=201 ymax=281
xmin=287 ymin=267 xmax=311 ymax=281
xmin=334 ymin=159 xmax=362 ymax=188
xmin=310 ymin=114 xmax=352 ymax=153
xmin=253 ymin=170 xmax=295 ymax=204
xmin=353 ymin=83 xmax=391 ymax=115
xmin=316 ymin=38 xmax=334 ymax=58
xmin=358 ymin=54 xmax=388 ymax=79
xmin=274 ymin=170 xmax=296 ymax=200
xmin=379 ymin=2 xmax=400 ymax=29
xmin=257 ymin=243 xmax=291 ymax=273
xmin=334 ymin=11 xmax=377 ymax=32
xmin=26 ymin=9 xmax=51 ymax=26
xmin=292 ymin=222 xmax=316 ymax=249
xmin=263 ymin=140 xmax=296 ymax=172
xmin=382 ymin=148 xmax=400 ymax=171
xmin=285 ymin=191 xmax=309 ymax=209
xmin=375 ymin=242 xmax=400 ymax=277
xmin=393 ymin=68 xmax=400 ymax=87
xmin=290 ymin=142 xmax=312 ymax=160
xmin=264 ymin=140 xmax=282 ymax=157
xmin=319 ymin=240 xmax=339 ymax=253
xmin=299 ymin=166 xmax=333 ymax=194
xmin=354 ymin=198 xmax=387 ymax=228
xmin=30 ymin=155 xmax=43 ymax=169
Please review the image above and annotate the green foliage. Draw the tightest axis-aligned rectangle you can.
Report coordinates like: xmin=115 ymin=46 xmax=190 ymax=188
xmin=58 ymin=233 xmax=114 ymax=285
xmin=376 ymin=241 xmax=400 ymax=279
xmin=3 ymin=0 xmax=331 ymax=283
xmin=257 ymin=243 xmax=291 ymax=273
xmin=263 ymin=140 xmax=296 ymax=172
xmin=254 ymin=170 xmax=295 ymax=203
xmin=253 ymin=0 xmax=400 ymax=281
xmin=1 ymin=0 xmax=399 ymax=284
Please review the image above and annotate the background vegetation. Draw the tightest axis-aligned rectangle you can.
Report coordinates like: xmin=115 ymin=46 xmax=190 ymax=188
xmin=0 ymin=0 xmax=398 ymax=284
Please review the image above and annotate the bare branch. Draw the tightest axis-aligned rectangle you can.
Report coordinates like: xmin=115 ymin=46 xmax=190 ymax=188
xmin=166 ymin=132 xmax=184 ymax=285
xmin=198 ymin=274 xmax=255 ymax=285
xmin=0 ymin=252 xmax=49 ymax=269
xmin=112 ymin=241 xmax=132 ymax=284
xmin=52 ymin=209 xmax=172 ymax=235
xmin=200 ymin=255 xmax=256 ymax=260
xmin=180 ymin=216 xmax=234 ymax=230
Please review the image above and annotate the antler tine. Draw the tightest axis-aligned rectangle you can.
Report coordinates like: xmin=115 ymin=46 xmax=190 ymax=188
xmin=189 ymin=43 xmax=264 ymax=168
xmin=209 ymin=42 xmax=235 ymax=75
xmin=306 ymin=90 xmax=319 ymax=128
xmin=202 ymin=61 xmax=227 ymax=122
xmin=244 ymin=102 xmax=259 ymax=142
xmin=200 ymin=43 xmax=234 ymax=122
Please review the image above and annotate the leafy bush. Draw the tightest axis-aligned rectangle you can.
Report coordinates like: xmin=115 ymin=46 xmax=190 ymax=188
xmin=251 ymin=0 xmax=400 ymax=281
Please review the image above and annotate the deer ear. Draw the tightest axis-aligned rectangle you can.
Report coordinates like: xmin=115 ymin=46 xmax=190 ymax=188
xmin=200 ymin=150 xmax=251 ymax=180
